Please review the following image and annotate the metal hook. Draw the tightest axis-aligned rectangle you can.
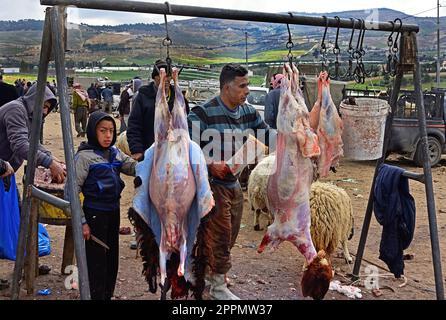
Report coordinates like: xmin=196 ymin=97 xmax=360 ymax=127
xmin=347 ymin=18 xmax=356 ymax=54
xmin=286 ymin=13 xmax=295 ymax=66
xmin=320 ymin=15 xmax=329 ymax=52
xmin=339 ymin=18 xmax=356 ymax=80
xmin=392 ymin=18 xmax=402 ymax=53
xmin=333 ymin=16 xmax=341 ymax=55
xmin=320 ymin=15 xmax=329 ymax=70
xmin=162 ymin=11 xmax=173 ymax=75
xmin=387 ymin=20 xmax=395 ymax=47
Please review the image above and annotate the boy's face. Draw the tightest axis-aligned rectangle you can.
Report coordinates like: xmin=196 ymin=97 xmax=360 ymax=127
xmin=96 ymin=119 xmax=114 ymax=148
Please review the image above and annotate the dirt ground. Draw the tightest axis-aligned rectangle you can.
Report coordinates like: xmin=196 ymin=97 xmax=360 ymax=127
xmin=1 ymin=112 xmax=445 ymax=301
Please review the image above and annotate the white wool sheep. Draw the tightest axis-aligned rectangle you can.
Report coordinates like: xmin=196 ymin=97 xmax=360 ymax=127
xmin=247 ymin=155 xmax=275 ymax=231
xmin=116 ymin=131 xmax=131 ymax=156
xmin=248 ymin=155 xmax=353 ymax=263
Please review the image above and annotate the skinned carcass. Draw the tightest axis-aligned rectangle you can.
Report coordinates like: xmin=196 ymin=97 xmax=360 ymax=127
xmin=316 ymin=71 xmax=343 ymax=177
xmin=131 ymin=68 xmax=214 ymax=299
xmin=258 ymin=64 xmax=333 ymax=300
xmin=149 ymin=68 xmax=196 ymax=284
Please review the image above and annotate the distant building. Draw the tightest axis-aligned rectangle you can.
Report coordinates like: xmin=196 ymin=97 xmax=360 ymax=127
xmin=2 ymin=67 xmax=20 ymax=74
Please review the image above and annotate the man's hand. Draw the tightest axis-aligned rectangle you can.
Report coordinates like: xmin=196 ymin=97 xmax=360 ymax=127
xmin=0 ymin=161 xmax=14 ymax=178
xmin=208 ymin=161 xmax=230 ymax=179
xmin=131 ymin=153 xmax=143 ymax=161
xmin=49 ymin=160 xmax=66 ymax=183
xmin=82 ymin=223 xmax=91 ymax=240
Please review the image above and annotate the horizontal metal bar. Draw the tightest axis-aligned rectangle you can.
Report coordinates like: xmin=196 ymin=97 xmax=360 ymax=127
xmin=31 ymin=186 xmax=71 ymax=210
xmin=402 ymin=170 xmax=425 ymax=184
xmin=40 ymin=0 xmax=419 ymax=33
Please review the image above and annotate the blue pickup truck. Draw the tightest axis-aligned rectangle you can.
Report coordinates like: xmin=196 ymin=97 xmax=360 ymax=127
xmin=343 ymin=88 xmax=446 ymax=167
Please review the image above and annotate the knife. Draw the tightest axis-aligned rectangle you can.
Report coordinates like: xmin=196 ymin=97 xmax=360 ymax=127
xmin=90 ymin=234 xmax=110 ymax=250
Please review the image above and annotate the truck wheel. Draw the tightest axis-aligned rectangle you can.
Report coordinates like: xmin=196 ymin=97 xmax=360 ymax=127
xmin=414 ymin=136 xmax=442 ymax=167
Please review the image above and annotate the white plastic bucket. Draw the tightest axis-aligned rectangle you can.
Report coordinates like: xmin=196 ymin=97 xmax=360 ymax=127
xmin=340 ymin=98 xmax=390 ymax=160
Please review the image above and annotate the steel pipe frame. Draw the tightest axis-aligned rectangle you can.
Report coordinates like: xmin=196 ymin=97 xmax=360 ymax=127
xmin=11 ymin=9 xmax=53 ymax=300
xmin=352 ymin=32 xmax=444 ymax=300
xmin=41 ymin=0 xmax=419 ymax=33
xmin=30 ymin=186 xmax=71 ymax=210
xmin=412 ymin=33 xmax=444 ymax=300
xmin=11 ymin=7 xmax=91 ymax=300
xmin=50 ymin=6 xmax=91 ymax=300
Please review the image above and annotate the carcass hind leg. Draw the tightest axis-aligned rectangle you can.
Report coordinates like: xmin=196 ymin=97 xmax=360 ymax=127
xmin=178 ymin=230 xmax=187 ymax=277
xmin=159 ymin=241 xmax=168 ymax=289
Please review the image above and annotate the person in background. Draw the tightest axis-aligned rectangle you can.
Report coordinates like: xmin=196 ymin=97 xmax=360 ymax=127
xmin=117 ymin=84 xmax=133 ymax=134
xmin=87 ymin=83 xmax=101 ymax=112
xmin=127 ymin=59 xmax=189 ymax=161
xmin=264 ymin=73 xmax=285 ymax=129
xmin=101 ymin=85 xmax=114 ymax=114
xmin=72 ymin=83 xmax=90 ymax=138
xmin=75 ymin=111 xmax=137 ymax=300
xmin=0 ymin=74 xmax=19 ymax=107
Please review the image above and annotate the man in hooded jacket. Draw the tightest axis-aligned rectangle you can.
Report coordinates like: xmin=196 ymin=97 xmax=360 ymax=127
xmin=0 ymin=83 xmax=66 ymax=182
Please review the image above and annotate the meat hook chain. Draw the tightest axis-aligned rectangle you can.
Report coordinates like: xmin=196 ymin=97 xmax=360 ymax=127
xmin=329 ymin=16 xmax=341 ymax=80
xmin=286 ymin=12 xmax=294 ymax=66
xmin=320 ymin=15 xmax=329 ymax=71
xmin=384 ymin=18 xmax=402 ymax=77
xmin=352 ymin=19 xmax=369 ymax=83
xmin=162 ymin=1 xmax=172 ymax=75
xmin=339 ymin=18 xmax=356 ymax=81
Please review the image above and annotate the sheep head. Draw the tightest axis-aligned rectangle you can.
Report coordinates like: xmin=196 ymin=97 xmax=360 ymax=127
xmin=301 ymin=250 xmax=333 ymax=300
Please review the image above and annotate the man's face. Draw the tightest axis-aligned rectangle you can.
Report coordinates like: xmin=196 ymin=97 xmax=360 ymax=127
xmin=96 ymin=119 xmax=114 ymax=148
xmin=223 ymin=75 xmax=250 ymax=107
xmin=154 ymin=73 xmax=172 ymax=93
xmin=43 ymin=101 xmax=52 ymax=117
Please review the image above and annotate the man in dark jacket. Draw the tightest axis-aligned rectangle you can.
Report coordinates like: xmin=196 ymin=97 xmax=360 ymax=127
xmin=127 ymin=59 xmax=189 ymax=161
xmin=0 ymin=74 xmax=19 ymax=107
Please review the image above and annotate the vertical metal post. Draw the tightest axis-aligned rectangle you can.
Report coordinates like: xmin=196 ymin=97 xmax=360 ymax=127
xmin=50 ymin=6 xmax=91 ymax=300
xmin=24 ymin=199 xmax=39 ymax=295
xmin=437 ymin=0 xmax=441 ymax=88
xmin=11 ymin=9 xmax=53 ymax=300
xmin=351 ymin=34 xmax=405 ymax=280
xmin=413 ymin=33 xmax=444 ymax=300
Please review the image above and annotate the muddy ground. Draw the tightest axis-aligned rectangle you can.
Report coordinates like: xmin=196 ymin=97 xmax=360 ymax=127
xmin=1 ymin=112 xmax=445 ymax=301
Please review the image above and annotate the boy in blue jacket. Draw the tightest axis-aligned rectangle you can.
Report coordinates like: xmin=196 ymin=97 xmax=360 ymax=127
xmin=74 ymin=111 xmax=137 ymax=300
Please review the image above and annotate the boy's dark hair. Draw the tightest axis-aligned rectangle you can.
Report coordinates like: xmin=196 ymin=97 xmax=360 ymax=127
xmin=151 ymin=59 xmax=171 ymax=79
xmin=219 ymin=64 xmax=248 ymax=89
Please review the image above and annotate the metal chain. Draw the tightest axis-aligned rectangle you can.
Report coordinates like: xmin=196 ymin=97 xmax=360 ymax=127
xmin=162 ymin=12 xmax=172 ymax=72
xmin=286 ymin=23 xmax=294 ymax=65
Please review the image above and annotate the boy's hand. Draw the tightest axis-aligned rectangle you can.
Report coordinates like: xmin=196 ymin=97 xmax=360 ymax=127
xmin=82 ymin=224 xmax=91 ymax=240
xmin=131 ymin=153 xmax=143 ymax=161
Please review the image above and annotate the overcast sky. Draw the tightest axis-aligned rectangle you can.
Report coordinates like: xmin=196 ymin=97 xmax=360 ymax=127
xmin=1 ymin=0 xmax=445 ymax=25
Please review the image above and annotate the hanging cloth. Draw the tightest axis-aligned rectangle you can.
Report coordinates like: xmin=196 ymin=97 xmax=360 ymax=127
xmin=373 ymin=164 xmax=416 ymax=277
